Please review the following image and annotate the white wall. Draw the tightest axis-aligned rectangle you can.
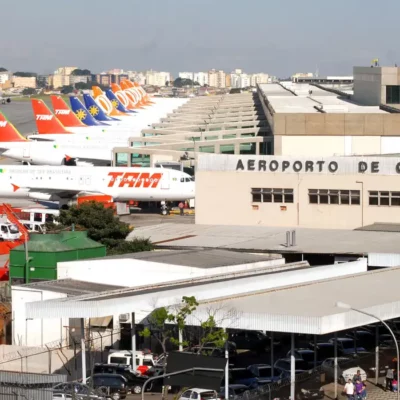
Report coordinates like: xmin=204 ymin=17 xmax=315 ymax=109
xmin=12 ymin=287 xmax=68 ymax=347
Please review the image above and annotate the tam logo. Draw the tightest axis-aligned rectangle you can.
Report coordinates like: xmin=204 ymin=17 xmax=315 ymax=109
xmin=55 ymin=110 xmax=70 ymax=115
xmin=107 ymin=172 xmax=163 ymax=188
xmin=0 ymin=121 xmax=7 ymax=128
xmin=36 ymin=115 xmax=53 ymax=121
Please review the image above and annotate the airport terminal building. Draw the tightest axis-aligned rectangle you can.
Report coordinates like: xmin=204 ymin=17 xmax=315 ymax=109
xmin=196 ymin=153 xmax=400 ymax=229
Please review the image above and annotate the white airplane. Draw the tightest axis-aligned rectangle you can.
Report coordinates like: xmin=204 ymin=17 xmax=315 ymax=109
xmin=0 ymin=112 xmax=116 ymax=166
xmin=0 ymin=165 xmax=195 ymax=208
xmin=27 ymin=99 xmax=142 ymax=143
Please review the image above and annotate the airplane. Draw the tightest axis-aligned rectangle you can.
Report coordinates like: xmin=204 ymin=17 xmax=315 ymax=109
xmin=0 ymin=164 xmax=195 ymax=209
xmin=92 ymin=86 xmax=136 ymax=116
xmin=111 ymin=83 xmax=141 ymax=110
xmin=120 ymin=80 xmax=148 ymax=107
xmin=27 ymin=99 xmax=141 ymax=142
xmin=0 ymin=111 xmax=116 ymax=166
xmin=121 ymin=80 xmax=155 ymax=105
xmin=0 ymin=90 xmax=11 ymax=105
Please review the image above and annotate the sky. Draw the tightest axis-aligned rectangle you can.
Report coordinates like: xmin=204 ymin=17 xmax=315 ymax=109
xmin=2 ymin=0 xmax=399 ymax=77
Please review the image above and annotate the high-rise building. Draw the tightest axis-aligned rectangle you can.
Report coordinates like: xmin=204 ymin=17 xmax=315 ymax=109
xmin=70 ymin=75 xmax=90 ymax=85
xmin=225 ymin=74 xmax=231 ymax=88
xmin=193 ymin=72 xmax=209 ymax=86
xmin=179 ymin=72 xmax=194 ymax=80
xmin=208 ymin=70 xmax=226 ymax=88
xmin=230 ymin=73 xmax=240 ymax=88
xmin=12 ymin=76 xmax=37 ymax=88
xmin=239 ymin=73 xmax=250 ymax=88
xmin=145 ymin=71 xmax=171 ymax=86
xmin=250 ymin=73 xmax=270 ymax=86
xmin=54 ymin=67 xmax=77 ymax=76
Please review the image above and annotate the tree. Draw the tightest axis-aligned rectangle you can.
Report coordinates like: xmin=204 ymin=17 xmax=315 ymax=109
xmin=71 ymin=68 xmax=91 ymax=76
xmin=140 ymin=296 xmax=199 ymax=400
xmin=13 ymin=72 xmax=37 ymax=77
xmin=60 ymin=85 xmax=74 ymax=94
xmin=53 ymin=201 xmax=153 ymax=255
xmin=0 ymin=67 xmax=8 ymax=72
xmin=22 ymin=88 xmax=36 ymax=96
xmin=173 ymin=78 xmax=195 ymax=88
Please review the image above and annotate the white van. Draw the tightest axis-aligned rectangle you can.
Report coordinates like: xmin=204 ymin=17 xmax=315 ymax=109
xmin=107 ymin=350 xmax=156 ymax=374
xmin=18 ymin=208 xmax=59 ymax=225
xmin=0 ymin=223 xmax=21 ymax=241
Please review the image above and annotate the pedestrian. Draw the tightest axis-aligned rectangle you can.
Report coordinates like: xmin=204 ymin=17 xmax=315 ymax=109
xmin=392 ymin=378 xmax=398 ymax=393
xmin=178 ymin=201 xmax=184 ymax=216
xmin=344 ymin=378 xmax=355 ymax=399
xmin=361 ymin=382 xmax=367 ymax=399
xmin=354 ymin=379 xmax=363 ymax=399
xmin=386 ymin=367 xmax=394 ymax=392
xmin=353 ymin=369 xmax=362 ymax=383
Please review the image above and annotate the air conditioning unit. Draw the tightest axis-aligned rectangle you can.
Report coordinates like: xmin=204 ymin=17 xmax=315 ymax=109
xmin=119 ymin=313 xmax=131 ymax=323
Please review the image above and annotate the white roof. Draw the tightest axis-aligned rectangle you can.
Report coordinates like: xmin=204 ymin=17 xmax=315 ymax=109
xmin=187 ymin=267 xmax=400 ymax=334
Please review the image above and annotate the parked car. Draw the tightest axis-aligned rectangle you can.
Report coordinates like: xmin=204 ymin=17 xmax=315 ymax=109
xmin=92 ymin=364 xmax=147 ymax=394
xmin=328 ymin=338 xmax=366 ymax=355
xmin=219 ymin=385 xmax=250 ymax=400
xmin=228 ymin=330 xmax=270 ymax=352
xmin=52 ymin=382 xmax=104 ymax=399
xmin=285 ymin=349 xmax=319 ymax=369
xmin=87 ymin=374 xmax=128 ymax=399
xmin=247 ymin=364 xmax=289 ymax=383
xmin=321 ymin=358 xmax=367 ymax=384
xmin=346 ymin=330 xmax=375 ymax=350
xmin=274 ymin=358 xmax=309 ymax=374
xmin=184 ymin=345 xmax=236 ymax=359
xmin=308 ymin=342 xmax=335 ymax=360
xmin=230 ymin=368 xmax=258 ymax=388
xmin=179 ymin=388 xmax=219 ymax=400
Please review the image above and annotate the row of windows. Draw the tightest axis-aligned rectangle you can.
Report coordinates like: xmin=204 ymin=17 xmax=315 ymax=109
xmin=251 ymin=188 xmax=294 ymax=203
xmin=252 ymin=188 xmax=400 ymax=207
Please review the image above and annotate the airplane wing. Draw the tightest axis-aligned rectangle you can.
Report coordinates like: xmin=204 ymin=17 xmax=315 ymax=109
xmin=14 ymin=186 xmax=106 ymax=200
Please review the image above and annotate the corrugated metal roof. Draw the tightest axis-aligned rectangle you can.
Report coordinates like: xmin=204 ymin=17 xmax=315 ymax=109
xmin=85 ymin=249 xmax=280 ymax=268
xmin=15 ymin=279 xmax=125 ymax=296
xmin=186 ymin=266 xmax=400 ymax=334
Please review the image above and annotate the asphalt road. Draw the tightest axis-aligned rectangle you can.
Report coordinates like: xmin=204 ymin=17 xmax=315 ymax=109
xmin=0 ymin=100 xmax=37 ymax=135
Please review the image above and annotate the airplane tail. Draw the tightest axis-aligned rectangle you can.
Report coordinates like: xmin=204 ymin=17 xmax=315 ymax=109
xmin=0 ymin=111 xmax=27 ymax=141
xmin=111 ymin=83 xmax=140 ymax=110
xmin=31 ymin=99 xmax=73 ymax=134
xmin=69 ymin=97 xmax=109 ymax=126
xmin=50 ymin=95 xmax=86 ymax=128
xmin=83 ymin=94 xmax=119 ymax=122
xmin=105 ymin=89 xmax=136 ymax=114
xmin=120 ymin=80 xmax=147 ymax=107
xmin=92 ymin=86 xmax=129 ymax=117
xmin=125 ymin=80 xmax=154 ymax=104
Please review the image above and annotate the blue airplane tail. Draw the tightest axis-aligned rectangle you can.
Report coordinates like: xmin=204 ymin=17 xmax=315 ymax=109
xmin=69 ymin=97 xmax=109 ymax=126
xmin=83 ymin=94 xmax=120 ymax=122
xmin=106 ymin=90 xmax=137 ymax=113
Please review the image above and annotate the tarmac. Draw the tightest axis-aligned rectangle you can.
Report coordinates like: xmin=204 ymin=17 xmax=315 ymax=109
xmin=0 ymin=100 xmax=37 ymax=135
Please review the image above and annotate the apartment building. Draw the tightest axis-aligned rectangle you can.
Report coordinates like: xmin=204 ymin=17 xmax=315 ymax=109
xmin=145 ymin=71 xmax=171 ymax=86
xmin=179 ymin=72 xmax=194 ymax=80
xmin=193 ymin=72 xmax=209 ymax=86
xmin=12 ymin=76 xmax=37 ymax=88
xmin=208 ymin=69 xmax=226 ymax=88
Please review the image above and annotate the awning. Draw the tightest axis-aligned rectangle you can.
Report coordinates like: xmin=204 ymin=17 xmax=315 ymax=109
xmin=89 ymin=316 xmax=112 ymax=328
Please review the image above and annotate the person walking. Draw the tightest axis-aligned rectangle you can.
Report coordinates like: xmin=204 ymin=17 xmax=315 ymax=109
xmin=178 ymin=201 xmax=184 ymax=216
xmin=344 ymin=379 xmax=355 ymax=399
xmin=386 ymin=367 xmax=394 ymax=392
xmin=354 ymin=380 xmax=363 ymax=400
xmin=353 ymin=370 xmax=362 ymax=383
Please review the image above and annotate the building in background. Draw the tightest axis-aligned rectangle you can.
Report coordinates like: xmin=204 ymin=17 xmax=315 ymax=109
xmin=208 ymin=69 xmax=226 ymax=88
xmin=225 ymin=74 xmax=231 ymax=87
xmin=251 ymin=73 xmax=270 ymax=86
xmin=12 ymin=76 xmax=37 ymax=88
xmin=69 ymin=75 xmax=90 ymax=85
xmin=239 ymin=73 xmax=251 ymax=88
xmin=127 ymin=71 xmax=146 ymax=85
xmin=145 ymin=70 xmax=171 ymax=86
xmin=94 ymin=74 xmax=129 ymax=86
xmin=0 ymin=71 xmax=12 ymax=89
xmin=179 ymin=72 xmax=194 ymax=80
xmin=231 ymin=72 xmax=240 ymax=88
xmin=51 ymin=75 xmax=70 ymax=89
xmin=54 ymin=67 xmax=77 ymax=76
xmin=291 ymin=72 xmax=314 ymax=80
xmin=193 ymin=72 xmax=209 ymax=86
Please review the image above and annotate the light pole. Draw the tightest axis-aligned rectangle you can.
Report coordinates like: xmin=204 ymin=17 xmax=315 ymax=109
xmin=336 ymin=301 xmax=399 ymax=400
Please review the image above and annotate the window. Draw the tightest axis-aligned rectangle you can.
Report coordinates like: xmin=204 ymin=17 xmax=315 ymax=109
xmin=251 ymin=188 xmax=294 ymax=203
xmin=387 ymin=86 xmax=400 ymax=104
xmin=308 ymin=189 xmax=360 ymax=205
xmin=369 ymin=191 xmax=400 ymax=206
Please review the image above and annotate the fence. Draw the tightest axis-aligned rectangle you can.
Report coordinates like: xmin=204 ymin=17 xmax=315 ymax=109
xmin=0 ymin=328 xmax=121 ymax=377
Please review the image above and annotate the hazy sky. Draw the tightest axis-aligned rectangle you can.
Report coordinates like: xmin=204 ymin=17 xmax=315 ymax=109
xmin=2 ymin=0 xmax=399 ymax=77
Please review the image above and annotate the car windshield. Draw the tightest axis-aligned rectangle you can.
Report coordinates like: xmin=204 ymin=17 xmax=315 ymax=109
xmin=258 ymin=367 xmax=272 ymax=377
xmin=9 ymin=225 xmax=19 ymax=234
xmin=232 ymin=370 xmax=254 ymax=379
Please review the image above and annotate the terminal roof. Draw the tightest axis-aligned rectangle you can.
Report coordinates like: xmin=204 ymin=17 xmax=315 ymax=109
xmin=128 ymin=223 xmax=400 ymax=255
xmin=87 ymin=249 xmax=280 ymax=268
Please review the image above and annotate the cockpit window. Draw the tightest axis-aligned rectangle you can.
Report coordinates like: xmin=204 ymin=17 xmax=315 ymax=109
xmin=185 ymin=178 xmax=191 ymax=182
xmin=180 ymin=178 xmax=185 ymax=182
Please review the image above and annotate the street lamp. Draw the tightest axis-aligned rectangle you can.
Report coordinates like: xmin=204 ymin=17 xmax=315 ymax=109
xmin=336 ymin=301 xmax=399 ymax=400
